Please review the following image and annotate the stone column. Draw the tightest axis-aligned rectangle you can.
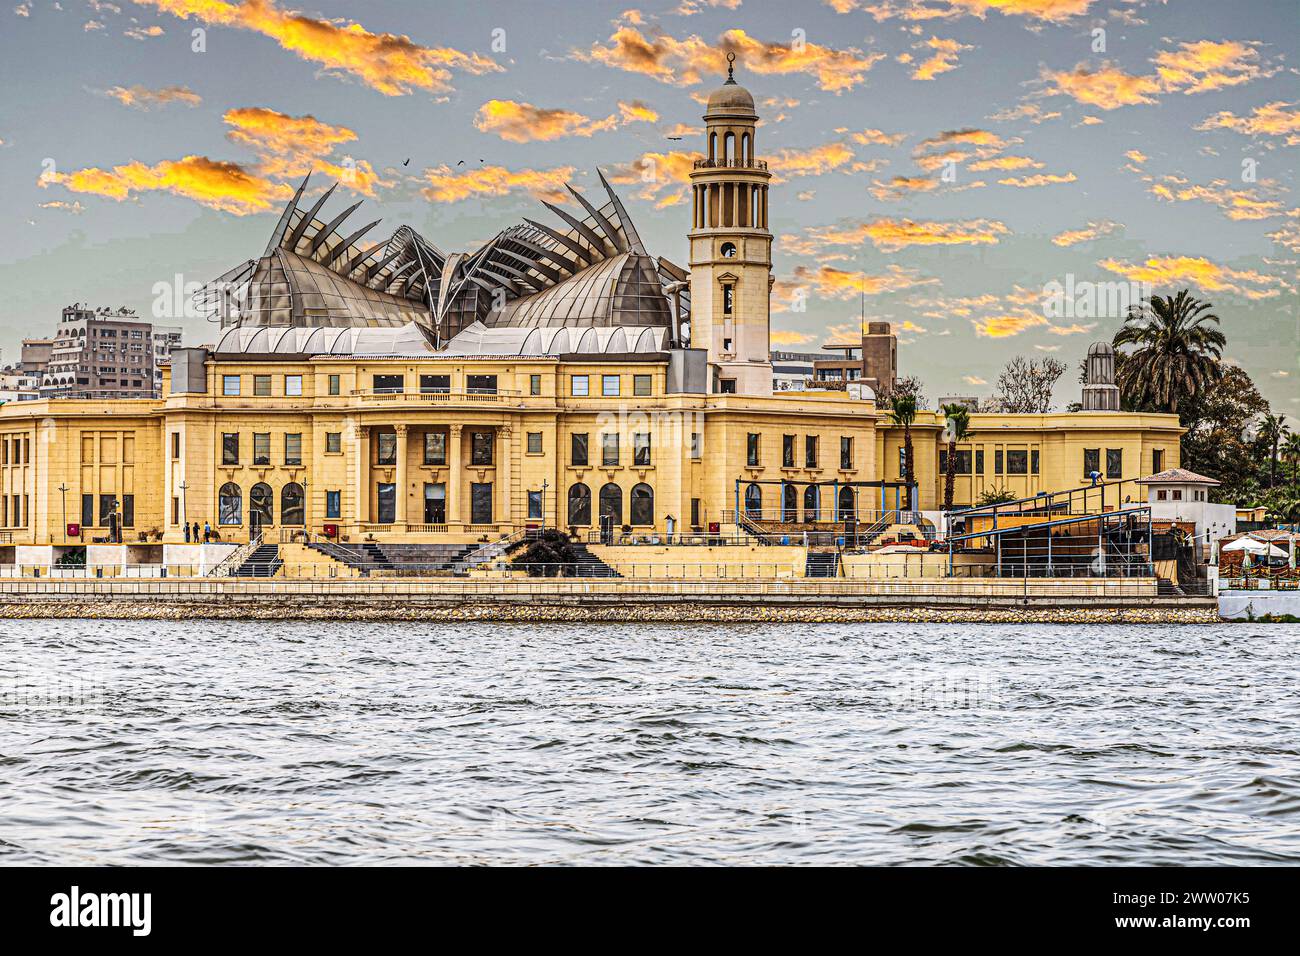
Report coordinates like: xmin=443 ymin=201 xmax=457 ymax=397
xmin=448 ymin=424 xmax=463 ymax=528
xmin=355 ymin=424 xmax=370 ymax=527
xmin=394 ymin=424 xmax=408 ymax=527
xmin=496 ymin=425 xmax=512 ymax=529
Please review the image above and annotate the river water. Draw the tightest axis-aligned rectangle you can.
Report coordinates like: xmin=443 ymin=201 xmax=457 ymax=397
xmin=1 ymin=619 xmax=1297 ymax=866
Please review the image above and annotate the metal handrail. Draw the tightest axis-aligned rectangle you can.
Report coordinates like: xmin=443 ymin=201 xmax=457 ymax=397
xmin=208 ymin=530 xmax=262 ymax=577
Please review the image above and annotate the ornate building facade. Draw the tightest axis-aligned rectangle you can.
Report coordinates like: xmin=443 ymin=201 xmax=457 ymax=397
xmin=0 ymin=68 xmax=1183 ymax=552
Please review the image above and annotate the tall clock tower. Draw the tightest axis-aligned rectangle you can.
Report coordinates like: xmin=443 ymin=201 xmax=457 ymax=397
xmin=688 ymin=55 xmax=773 ymax=396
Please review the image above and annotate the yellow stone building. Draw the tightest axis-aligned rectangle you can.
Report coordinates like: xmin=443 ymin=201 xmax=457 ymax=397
xmin=0 ymin=66 xmax=1182 ymax=559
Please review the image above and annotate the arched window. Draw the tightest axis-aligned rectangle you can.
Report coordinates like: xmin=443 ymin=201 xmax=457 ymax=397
xmin=280 ymin=482 xmax=305 ymax=526
xmin=218 ymin=482 xmax=242 ymax=525
xmin=249 ymin=482 xmax=274 ymax=527
xmin=630 ymin=483 xmax=654 ymax=526
xmin=724 ymin=131 xmax=734 ymax=162
xmin=599 ymin=483 xmax=623 ymax=526
xmin=568 ymin=483 xmax=591 ymax=526
xmin=782 ymin=483 xmax=798 ymax=522
xmin=744 ymin=483 xmax=762 ymax=519
xmin=838 ymin=485 xmax=857 ymax=521
xmin=741 ymin=132 xmax=750 ymax=164
xmin=708 ymin=131 xmax=717 ymax=162
xmin=804 ymin=485 xmax=821 ymax=521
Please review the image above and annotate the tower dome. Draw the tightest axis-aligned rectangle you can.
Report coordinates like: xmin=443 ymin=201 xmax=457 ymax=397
xmin=704 ymin=53 xmax=756 ymax=120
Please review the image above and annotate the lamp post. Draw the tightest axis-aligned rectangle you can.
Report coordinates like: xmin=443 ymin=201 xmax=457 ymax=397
xmin=178 ymin=479 xmax=188 ymax=535
xmin=57 ymin=482 xmax=68 ymax=543
xmin=301 ymin=478 xmax=310 ymax=542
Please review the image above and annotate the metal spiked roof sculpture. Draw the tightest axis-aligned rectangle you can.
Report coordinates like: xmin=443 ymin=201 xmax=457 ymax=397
xmin=196 ymin=170 xmax=690 ymax=348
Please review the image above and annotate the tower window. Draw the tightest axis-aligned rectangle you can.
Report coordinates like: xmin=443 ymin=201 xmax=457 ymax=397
xmin=723 ymin=284 xmax=734 ymax=315
xmin=720 ymin=241 xmax=736 ymax=258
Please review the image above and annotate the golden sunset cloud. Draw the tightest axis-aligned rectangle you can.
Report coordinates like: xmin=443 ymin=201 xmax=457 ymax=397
xmin=1100 ymin=255 xmax=1287 ymax=300
xmin=224 ymin=106 xmax=385 ymax=195
xmin=135 ymin=0 xmax=501 ymax=95
xmin=997 ymin=172 xmax=1077 ymax=187
xmin=421 ymin=164 xmax=576 ymax=204
xmin=100 ymin=84 xmax=201 ymax=110
xmin=971 ymin=311 xmax=1048 ymax=338
xmin=1051 ymin=220 xmax=1120 ymax=246
xmin=618 ymin=100 xmax=660 ymax=124
xmin=39 ymin=154 xmax=284 ymax=215
xmin=474 ymin=100 xmax=617 ymax=143
xmin=767 ymin=142 xmax=856 ymax=180
xmin=911 ymin=35 xmax=970 ymax=81
xmin=1197 ymin=101 xmax=1300 ymax=142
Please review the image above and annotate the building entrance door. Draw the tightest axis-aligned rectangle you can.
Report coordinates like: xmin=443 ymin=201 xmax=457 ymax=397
xmin=424 ymin=483 xmax=446 ymax=523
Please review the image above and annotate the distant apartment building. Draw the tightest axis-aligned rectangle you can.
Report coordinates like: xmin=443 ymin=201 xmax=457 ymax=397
xmin=151 ymin=325 xmax=184 ymax=393
xmin=771 ymin=349 xmax=845 ymax=391
xmin=0 ymin=371 xmax=40 ymax=403
xmin=40 ymin=305 xmax=158 ymax=399
xmin=19 ymin=338 xmax=54 ymax=376
xmin=813 ymin=322 xmax=898 ymax=394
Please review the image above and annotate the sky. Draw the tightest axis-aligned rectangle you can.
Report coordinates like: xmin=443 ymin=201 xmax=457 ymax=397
xmin=0 ymin=0 xmax=1296 ymax=417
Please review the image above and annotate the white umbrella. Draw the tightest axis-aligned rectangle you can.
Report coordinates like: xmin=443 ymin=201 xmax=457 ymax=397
xmin=1222 ymin=537 xmax=1287 ymax=558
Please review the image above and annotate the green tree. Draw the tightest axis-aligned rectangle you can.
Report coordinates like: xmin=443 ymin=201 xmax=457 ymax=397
xmin=889 ymin=393 xmax=918 ymax=511
xmin=940 ymin=403 xmax=971 ymax=512
xmin=1177 ymin=365 xmax=1269 ymax=502
xmin=1113 ymin=290 xmax=1226 ymax=414
xmin=1258 ymin=412 xmax=1290 ymax=488
xmin=1283 ymin=433 xmax=1300 ymax=486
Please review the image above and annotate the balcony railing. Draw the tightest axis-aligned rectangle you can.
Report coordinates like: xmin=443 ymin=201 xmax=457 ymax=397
xmin=693 ymin=158 xmax=768 ymax=170
xmin=348 ymin=388 xmax=520 ymax=403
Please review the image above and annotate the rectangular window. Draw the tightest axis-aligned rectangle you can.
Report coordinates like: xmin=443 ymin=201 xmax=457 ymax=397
xmin=634 ymin=433 xmax=651 ymax=467
xmin=690 ymin=432 xmax=702 ymax=460
xmin=222 ymin=432 xmax=239 ymax=465
xmin=747 ymin=433 xmax=760 ymax=467
xmin=1152 ymin=448 xmax=1164 ymax=473
xmin=529 ymin=373 xmax=542 ymax=396
xmin=602 ymin=433 xmax=620 ymax=467
xmin=571 ymin=433 xmax=589 ymax=466
xmin=471 ymin=431 xmax=494 ymax=466
xmin=940 ymin=449 xmax=973 ymax=475
xmin=326 ymin=490 xmax=341 ymax=519
xmin=376 ymin=483 xmax=396 ymax=524
xmin=373 ymin=373 xmax=404 ymax=395
xmin=254 ymin=374 xmax=272 ymax=396
xmin=782 ymin=435 xmax=795 ymax=468
xmin=571 ymin=375 xmax=589 ymax=397
xmin=1172 ymin=489 xmax=1182 ymax=501
xmin=601 ymin=374 xmax=621 ymax=397
xmin=326 ymin=432 xmax=342 ymax=454
xmin=328 ymin=374 xmax=341 ymax=396
xmin=633 ymin=374 xmax=652 ymax=397
xmin=285 ymin=375 xmax=302 ymax=396
xmin=723 ymin=283 xmax=734 ymax=315
xmin=471 ymin=482 xmax=493 ymax=524
xmin=253 ymin=433 xmax=271 ymax=466
xmin=81 ymin=493 xmax=94 ymax=528
xmin=691 ymin=497 xmax=701 ymax=527
xmin=1084 ymin=447 xmax=1100 ymax=479
xmin=1156 ymin=489 xmax=1168 ymax=501
xmin=376 ymin=432 xmax=397 ymax=466
xmin=172 ymin=497 xmax=180 ymax=525
xmin=1031 ymin=449 xmax=1040 ymax=475
xmin=1106 ymin=448 xmax=1123 ymax=480
xmin=98 ymin=494 xmax=116 ymax=526
xmin=994 ymin=449 xmax=1004 ymax=475
xmin=121 ymin=494 xmax=134 ymax=528
xmin=424 ymin=432 xmax=446 ymax=465
xmin=466 ymin=374 xmax=497 ymax=395
xmin=527 ymin=490 xmax=543 ymax=520
xmin=899 ymin=446 xmax=907 ymax=479
xmin=171 ymin=432 xmax=181 ymax=459
xmin=284 ymin=433 xmax=302 ymax=466
xmin=222 ymin=375 xmax=240 ymax=396
xmin=805 ymin=435 xmax=818 ymax=469
xmin=419 ymin=373 xmax=450 ymax=394
xmin=975 ymin=449 xmax=985 ymax=475
xmin=526 ymin=432 xmax=543 ymax=455
xmin=1007 ymin=450 xmax=1028 ymax=475
xmin=840 ymin=437 xmax=853 ymax=470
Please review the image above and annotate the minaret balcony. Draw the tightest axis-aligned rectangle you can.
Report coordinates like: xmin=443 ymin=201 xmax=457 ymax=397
xmin=694 ymin=158 xmax=768 ymax=171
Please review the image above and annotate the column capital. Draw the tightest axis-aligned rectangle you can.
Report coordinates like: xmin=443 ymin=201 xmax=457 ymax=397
xmin=450 ymin=424 xmax=464 ymax=436
xmin=497 ymin=425 xmax=512 ymax=437
xmin=394 ymin=424 xmax=409 ymax=437
xmin=357 ymin=424 xmax=371 ymax=439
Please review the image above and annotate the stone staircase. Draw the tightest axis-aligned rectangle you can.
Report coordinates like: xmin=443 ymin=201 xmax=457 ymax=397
xmin=805 ymin=551 xmax=839 ymax=577
xmin=571 ymin=544 xmax=622 ymax=578
xmin=230 ymin=543 xmax=282 ymax=578
xmin=306 ymin=541 xmax=476 ymax=576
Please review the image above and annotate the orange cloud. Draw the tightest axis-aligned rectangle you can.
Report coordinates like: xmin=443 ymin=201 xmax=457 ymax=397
xmin=788 ymin=263 xmax=938 ymax=299
xmin=618 ymin=100 xmax=660 ymax=124
xmin=474 ymin=100 xmax=617 ymax=143
xmin=767 ymin=142 xmax=856 ymax=180
xmin=1197 ymin=101 xmax=1300 ymax=143
xmin=851 ymin=128 xmax=907 ymax=146
xmin=1147 ymin=178 xmax=1289 ymax=221
xmin=606 ymin=150 xmax=702 ymax=206
xmin=911 ymin=35 xmax=970 ymax=81
xmin=135 ymin=0 xmax=501 ymax=95
xmin=1051 ymin=220 xmax=1120 ymax=246
xmin=849 ymin=0 xmax=1095 ymax=21
xmin=421 ymin=164 xmax=576 ymax=204
xmin=1042 ymin=62 xmax=1162 ymax=110
xmin=997 ymin=171 xmax=1077 ymax=187
xmin=100 ymin=84 xmax=201 ymax=110
xmin=1100 ymin=255 xmax=1287 ymax=300
xmin=39 ymin=155 xmax=283 ymax=215
xmin=790 ymin=217 xmax=1010 ymax=253
xmin=223 ymin=106 xmax=385 ymax=195
xmin=967 ymin=155 xmax=1042 ymax=171
xmin=770 ymin=329 xmax=814 ymax=345
xmin=869 ymin=176 xmax=939 ymax=201
xmin=574 ymin=26 xmax=885 ymax=92
xmin=971 ymin=311 xmax=1048 ymax=338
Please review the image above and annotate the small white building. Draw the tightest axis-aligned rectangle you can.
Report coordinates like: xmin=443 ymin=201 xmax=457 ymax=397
xmin=1138 ymin=467 xmax=1235 ymax=547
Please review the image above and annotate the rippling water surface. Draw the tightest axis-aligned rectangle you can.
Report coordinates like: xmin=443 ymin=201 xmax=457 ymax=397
xmin=2 ymin=619 xmax=1298 ymax=865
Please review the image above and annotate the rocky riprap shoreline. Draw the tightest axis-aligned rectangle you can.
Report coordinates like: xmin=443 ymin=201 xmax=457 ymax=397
xmin=0 ymin=600 xmax=1220 ymax=624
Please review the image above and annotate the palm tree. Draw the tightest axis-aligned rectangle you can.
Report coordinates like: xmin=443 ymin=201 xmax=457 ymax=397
xmin=940 ymin=403 xmax=971 ymax=512
xmin=1259 ymin=413 xmax=1290 ymax=488
xmin=1112 ymin=290 xmax=1226 ymax=415
xmin=1283 ymin=433 xmax=1300 ymax=486
xmin=889 ymin=393 xmax=918 ymax=511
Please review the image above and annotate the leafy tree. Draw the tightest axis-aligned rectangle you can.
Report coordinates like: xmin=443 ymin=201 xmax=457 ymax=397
xmin=514 ymin=530 xmax=578 ymax=577
xmin=1283 ymin=433 xmax=1300 ymax=486
xmin=976 ymin=486 xmax=1019 ymax=506
xmin=1257 ymin=413 xmax=1290 ymax=488
xmin=991 ymin=355 xmax=1067 ymax=413
xmin=1177 ymin=365 xmax=1269 ymax=502
xmin=940 ymin=403 xmax=971 ymax=512
xmin=1113 ymin=290 xmax=1225 ymax=414
xmin=889 ymin=393 xmax=918 ymax=511
xmin=876 ymin=374 xmax=927 ymax=410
